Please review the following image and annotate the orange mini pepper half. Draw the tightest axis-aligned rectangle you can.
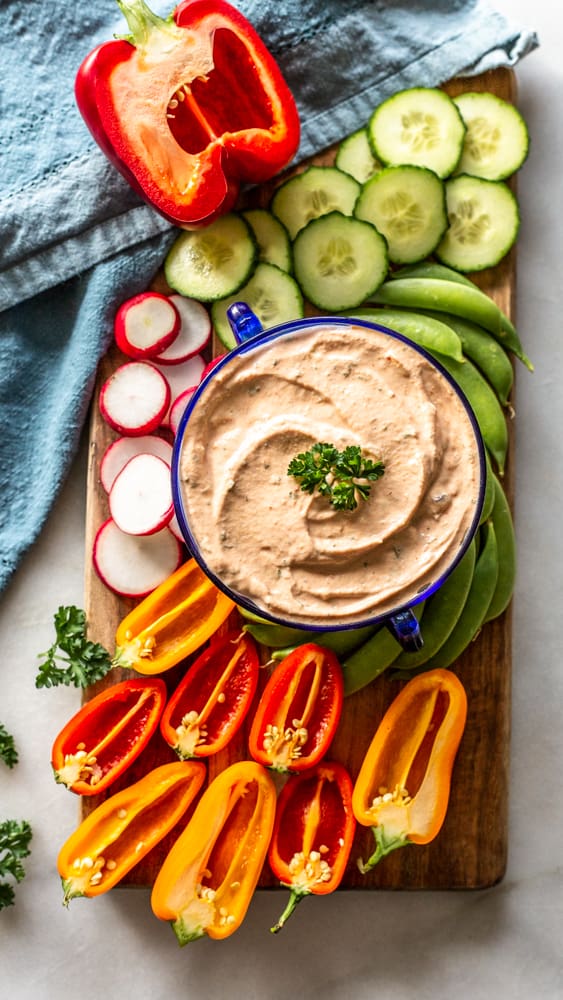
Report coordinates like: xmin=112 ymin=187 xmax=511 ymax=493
xmin=151 ymin=760 xmax=276 ymax=944
xmin=57 ymin=760 xmax=206 ymax=904
xmin=51 ymin=677 xmax=166 ymax=795
xmin=352 ymin=668 xmax=468 ymax=872
xmin=248 ymin=643 xmax=344 ymax=774
xmin=114 ymin=557 xmax=235 ymax=674
xmin=268 ymin=760 xmax=356 ymax=933
xmin=160 ymin=630 xmax=259 ymax=759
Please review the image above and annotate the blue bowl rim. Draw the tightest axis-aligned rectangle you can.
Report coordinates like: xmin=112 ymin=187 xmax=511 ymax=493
xmin=171 ymin=313 xmax=487 ymax=633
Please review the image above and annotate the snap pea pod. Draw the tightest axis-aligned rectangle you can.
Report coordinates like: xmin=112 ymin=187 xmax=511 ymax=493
xmin=391 ymin=261 xmax=476 ymax=287
xmin=480 ymin=450 xmax=496 ymax=525
xmin=428 ymin=350 xmax=508 ymax=475
xmin=483 ymin=474 xmax=516 ymax=623
xmin=423 ymin=310 xmax=514 ymax=406
xmin=341 ymin=307 xmax=464 ymax=361
xmin=368 ymin=277 xmax=532 ymax=371
xmin=341 ymin=603 xmax=425 ymax=696
xmin=392 ymin=540 xmax=476 ymax=673
xmin=422 ymin=521 xmax=499 ymax=670
xmin=242 ymin=621 xmax=317 ymax=648
xmin=271 ymin=622 xmax=379 ymax=662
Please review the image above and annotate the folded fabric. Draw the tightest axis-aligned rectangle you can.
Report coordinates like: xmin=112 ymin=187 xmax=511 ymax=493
xmin=0 ymin=0 xmax=539 ymax=594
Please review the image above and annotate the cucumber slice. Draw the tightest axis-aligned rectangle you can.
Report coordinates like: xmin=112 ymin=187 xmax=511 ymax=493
xmin=335 ymin=129 xmax=382 ymax=183
xmin=292 ymin=211 xmax=388 ymax=312
xmin=436 ymin=175 xmax=520 ymax=273
xmin=270 ymin=166 xmax=361 ymax=239
xmin=241 ymin=208 xmax=293 ymax=273
xmin=453 ymin=92 xmax=529 ymax=180
xmin=164 ymin=213 xmax=257 ymax=302
xmin=354 ymin=165 xmax=447 ymax=264
xmin=211 ymin=262 xmax=304 ymax=349
xmin=368 ymin=87 xmax=466 ymax=178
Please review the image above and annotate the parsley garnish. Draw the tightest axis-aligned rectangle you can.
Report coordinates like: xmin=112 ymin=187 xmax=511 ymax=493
xmin=0 ymin=820 xmax=32 ymax=910
xmin=288 ymin=443 xmax=385 ymax=511
xmin=35 ymin=606 xmax=113 ymax=689
xmin=0 ymin=724 xmax=18 ymax=769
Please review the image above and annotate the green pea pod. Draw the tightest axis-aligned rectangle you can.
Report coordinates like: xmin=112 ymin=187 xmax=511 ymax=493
xmin=422 ymin=311 xmax=514 ymax=406
xmin=341 ymin=307 xmax=464 ymax=361
xmin=480 ymin=450 xmax=496 ymax=525
xmin=368 ymin=276 xmax=532 ymax=371
xmin=483 ymin=475 xmax=516 ymax=623
xmin=429 ymin=351 xmax=508 ymax=475
xmin=242 ymin=621 xmax=317 ymax=648
xmin=391 ymin=261 xmax=476 ymax=287
xmin=423 ymin=521 xmax=499 ymax=670
xmin=271 ymin=622 xmax=380 ymax=662
xmin=392 ymin=541 xmax=476 ymax=673
xmin=342 ymin=604 xmax=425 ymax=696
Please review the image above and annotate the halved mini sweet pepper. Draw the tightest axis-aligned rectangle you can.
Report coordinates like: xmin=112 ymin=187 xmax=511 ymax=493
xmin=51 ymin=677 xmax=166 ymax=795
xmin=352 ymin=668 xmax=467 ymax=872
xmin=151 ymin=760 xmax=276 ymax=943
xmin=75 ymin=0 xmax=300 ymax=228
xmin=248 ymin=643 xmax=344 ymax=773
xmin=57 ymin=760 xmax=206 ymax=904
xmin=160 ymin=630 xmax=259 ymax=758
xmin=114 ymin=557 xmax=235 ymax=674
xmin=268 ymin=760 xmax=356 ymax=933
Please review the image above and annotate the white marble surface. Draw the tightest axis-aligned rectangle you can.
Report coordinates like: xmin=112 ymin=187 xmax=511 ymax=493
xmin=2 ymin=2 xmax=562 ymax=996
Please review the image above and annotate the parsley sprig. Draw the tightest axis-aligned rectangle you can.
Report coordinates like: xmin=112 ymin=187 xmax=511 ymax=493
xmin=0 ymin=724 xmax=18 ymax=769
xmin=35 ymin=606 xmax=113 ymax=689
xmin=288 ymin=442 xmax=385 ymax=511
xmin=0 ymin=820 xmax=33 ymax=910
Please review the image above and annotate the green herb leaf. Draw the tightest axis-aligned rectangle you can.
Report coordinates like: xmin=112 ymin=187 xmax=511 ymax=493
xmin=0 ymin=724 xmax=18 ymax=769
xmin=288 ymin=443 xmax=385 ymax=511
xmin=0 ymin=819 xmax=32 ymax=909
xmin=35 ymin=606 xmax=113 ymax=689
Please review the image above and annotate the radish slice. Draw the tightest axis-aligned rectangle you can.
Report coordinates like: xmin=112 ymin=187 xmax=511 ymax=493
xmin=109 ymin=453 xmax=173 ymax=536
xmin=200 ymin=354 xmax=226 ymax=381
xmin=154 ymin=295 xmax=212 ymax=364
xmin=169 ymin=386 xmax=197 ymax=437
xmin=100 ymin=435 xmax=173 ymax=493
xmin=99 ymin=362 xmax=170 ymax=436
xmin=154 ymin=356 xmax=206 ymax=427
xmin=93 ymin=518 xmax=183 ymax=598
xmin=168 ymin=512 xmax=187 ymax=545
xmin=114 ymin=292 xmax=181 ymax=359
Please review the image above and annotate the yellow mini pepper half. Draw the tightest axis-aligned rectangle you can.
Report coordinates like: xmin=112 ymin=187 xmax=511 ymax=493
xmin=151 ymin=760 xmax=276 ymax=944
xmin=352 ymin=668 xmax=467 ymax=872
xmin=114 ymin=558 xmax=235 ymax=674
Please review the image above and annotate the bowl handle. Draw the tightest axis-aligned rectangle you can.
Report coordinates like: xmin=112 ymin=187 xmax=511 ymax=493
xmin=386 ymin=608 xmax=424 ymax=652
xmin=227 ymin=302 xmax=264 ymax=344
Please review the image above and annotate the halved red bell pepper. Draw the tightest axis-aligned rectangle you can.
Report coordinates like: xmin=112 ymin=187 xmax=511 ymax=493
xmin=248 ymin=643 xmax=344 ymax=773
xmin=268 ymin=760 xmax=356 ymax=932
xmin=51 ymin=677 xmax=166 ymax=795
xmin=75 ymin=0 xmax=301 ymax=228
xmin=160 ymin=630 xmax=259 ymax=759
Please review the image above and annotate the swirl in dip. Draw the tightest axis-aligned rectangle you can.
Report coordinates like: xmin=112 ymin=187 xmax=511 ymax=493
xmin=177 ymin=322 xmax=483 ymax=627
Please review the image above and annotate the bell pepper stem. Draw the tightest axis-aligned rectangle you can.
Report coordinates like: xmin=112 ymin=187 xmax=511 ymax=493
xmin=270 ymin=887 xmax=310 ymax=934
xmin=115 ymin=0 xmax=173 ymax=47
xmin=357 ymin=825 xmax=410 ymax=874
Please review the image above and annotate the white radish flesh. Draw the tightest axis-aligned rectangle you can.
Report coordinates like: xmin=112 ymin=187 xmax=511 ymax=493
xmin=169 ymin=387 xmax=197 ymax=437
xmin=100 ymin=434 xmax=173 ymax=493
xmin=109 ymin=453 xmax=173 ymax=536
xmin=168 ymin=512 xmax=186 ymax=544
xmin=154 ymin=355 xmax=206 ymax=427
xmin=99 ymin=362 xmax=170 ymax=436
xmin=93 ymin=518 xmax=183 ymax=598
xmin=114 ymin=292 xmax=180 ymax=359
xmin=154 ymin=295 xmax=212 ymax=364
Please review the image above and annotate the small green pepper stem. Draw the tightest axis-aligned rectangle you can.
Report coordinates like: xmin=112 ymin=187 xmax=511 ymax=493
xmin=357 ymin=825 xmax=410 ymax=874
xmin=115 ymin=0 xmax=174 ymax=47
xmin=270 ymin=887 xmax=310 ymax=934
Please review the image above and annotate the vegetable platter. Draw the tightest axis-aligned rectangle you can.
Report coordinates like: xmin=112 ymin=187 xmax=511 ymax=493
xmin=82 ymin=67 xmax=518 ymax=893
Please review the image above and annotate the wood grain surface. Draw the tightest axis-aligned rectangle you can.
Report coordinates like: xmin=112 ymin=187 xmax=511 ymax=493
xmin=82 ymin=68 xmax=517 ymax=891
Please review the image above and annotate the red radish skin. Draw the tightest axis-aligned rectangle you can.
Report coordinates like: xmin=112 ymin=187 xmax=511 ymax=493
xmin=100 ymin=435 xmax=173 ymax=493
xmin=169 ymin=387 xmax=197 ymax=437
xmin=200 ymin=354 xmax=226 ymax=381
xmin=93 ymin=518 xmax=182 ymax=598
xmin=114 ymin=292 xmax=181 ymax=360
xmin=109 ymin=453 xmax=174 ymax=536
xmin=155 ymin=356 xmax=206 ymax=427
xmin=154 ymin=295 xmax=212 ymax=364
xmin=99 ymin=362 xmax=170 ymax=436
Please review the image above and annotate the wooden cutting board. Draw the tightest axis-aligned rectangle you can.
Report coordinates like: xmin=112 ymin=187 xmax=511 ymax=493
xmin=82 ymin=67 xmax=517 ymax=891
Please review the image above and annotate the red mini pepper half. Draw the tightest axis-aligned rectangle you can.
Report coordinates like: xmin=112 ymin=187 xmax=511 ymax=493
xmin=160 ymin=630 xmax=259 ymax=759
xmin=248 ymin=643 xmax=344 ymax=774
xmin=75 ymin=0 xmax=300 ymax=228
xmin=268 ymin=760 xmax=356 ymax=933
xmin=51 ymin=677 xmax=166 ymax=795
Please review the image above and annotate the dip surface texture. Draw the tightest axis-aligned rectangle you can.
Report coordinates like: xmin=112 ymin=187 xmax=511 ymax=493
xmin=178 ymin=323 xmax=482 ymax=626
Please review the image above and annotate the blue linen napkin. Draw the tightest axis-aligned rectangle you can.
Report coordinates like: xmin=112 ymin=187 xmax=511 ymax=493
xmin=0 ymin=0 xmax=538 ymax=594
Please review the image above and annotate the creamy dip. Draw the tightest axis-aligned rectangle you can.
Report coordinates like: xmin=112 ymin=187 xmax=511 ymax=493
xmin=177 ymin=323 xmax=483 ymax=627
